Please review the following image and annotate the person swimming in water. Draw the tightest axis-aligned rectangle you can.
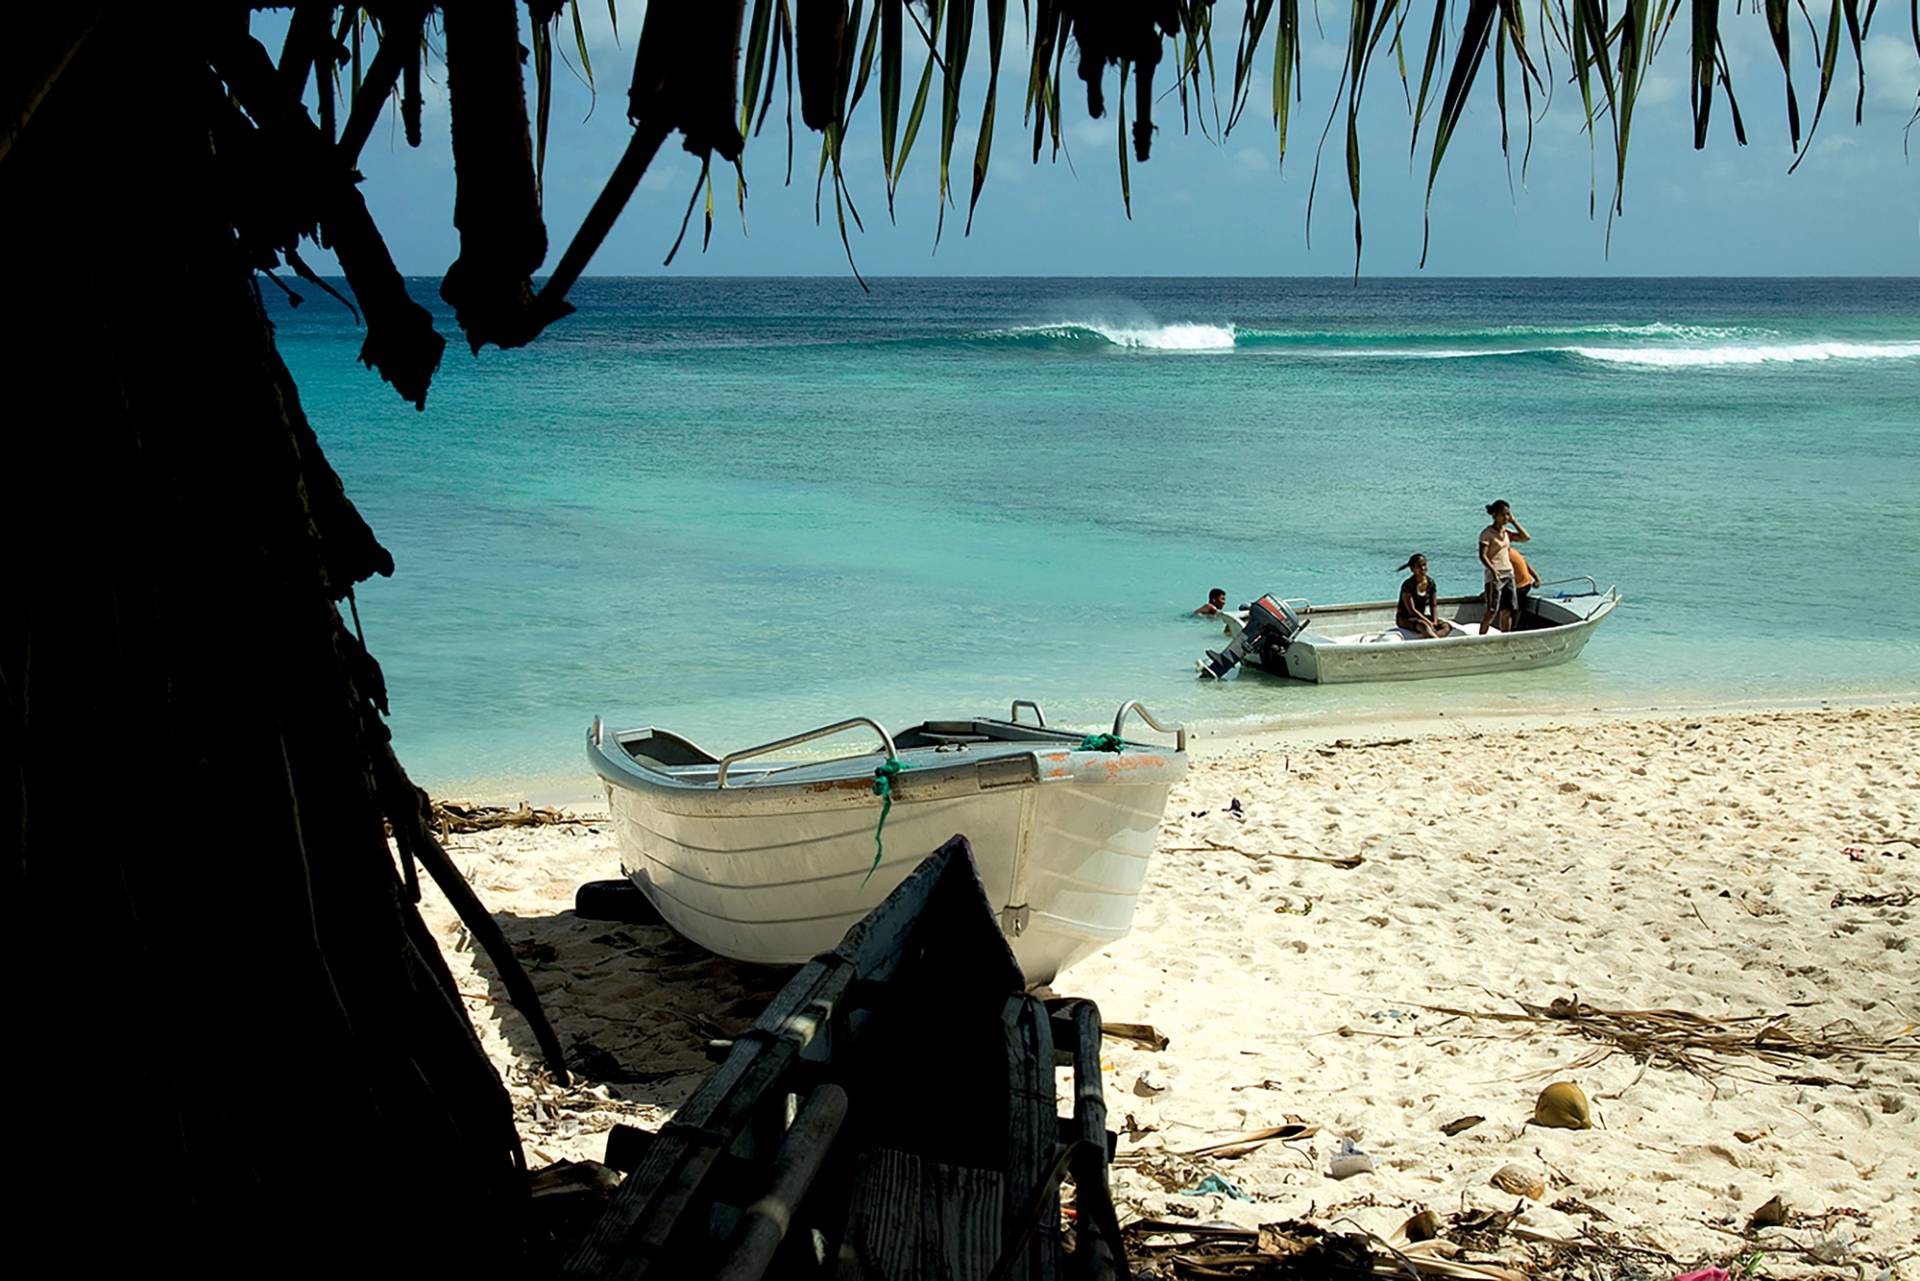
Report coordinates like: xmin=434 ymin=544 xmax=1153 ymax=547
xmin=1395 ymin=554 xmax=1456 ymax=639
xmin=1193 ymin=587 xmax=1229 ymax=617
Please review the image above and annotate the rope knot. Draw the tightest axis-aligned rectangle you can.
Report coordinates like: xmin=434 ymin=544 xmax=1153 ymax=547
xmin=863 ymin=758 xmax=908 ymax=886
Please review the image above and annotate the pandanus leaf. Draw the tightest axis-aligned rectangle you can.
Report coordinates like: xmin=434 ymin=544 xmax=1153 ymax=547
xmin=966 ymin=0 xmax=1007 ymax=233
xmin=895 ymin=0 xmax=946 ymax=189
xmin=1421 ymin=0 xmax=1498 ymax=266
xmin=936 ymin=0 xmax=974 ymax=243
xmin=1791 ymin=0 xmax=1844 ymax=172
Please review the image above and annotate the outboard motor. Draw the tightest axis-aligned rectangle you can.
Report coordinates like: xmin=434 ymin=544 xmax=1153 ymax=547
xmin=1198 ymin=595 xmax=1306 ymax=680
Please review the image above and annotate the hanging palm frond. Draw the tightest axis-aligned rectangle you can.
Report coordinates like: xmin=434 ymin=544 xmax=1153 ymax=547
xmin=193 ymin=2 xmax=1910 ymax=407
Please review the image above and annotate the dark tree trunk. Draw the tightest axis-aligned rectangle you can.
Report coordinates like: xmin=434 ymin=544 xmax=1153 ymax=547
xmin=3 ymin=12 xmax=527 ymax=1272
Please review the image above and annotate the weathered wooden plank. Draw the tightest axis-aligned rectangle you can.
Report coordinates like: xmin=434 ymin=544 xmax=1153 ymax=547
xmin=714 ymin=1085 xmax=851 ymax=1281
xmin=846 ymin=1149 xmax=1005 ymax=1280
xmin=1064 ymin=1001 xmax=1125 ymax=1281
xmin=1001 ymin=995 xmax=1059 ymax=1281
xmin=565 ymin=838 xmax=1009 ymax=1280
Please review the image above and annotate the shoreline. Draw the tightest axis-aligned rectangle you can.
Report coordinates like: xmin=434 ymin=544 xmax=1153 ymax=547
xmin=429 ymin=690 xmax=1920 ymax=811
xmin=417 ymin=700 xmax=1920 ymax=1274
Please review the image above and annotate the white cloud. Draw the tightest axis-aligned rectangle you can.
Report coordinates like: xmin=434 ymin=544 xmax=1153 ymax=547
xmin=1863 ymin=35 xmax=1920 ymax=115
xmin=1233 ymin=144 xmax=1272 ymax=175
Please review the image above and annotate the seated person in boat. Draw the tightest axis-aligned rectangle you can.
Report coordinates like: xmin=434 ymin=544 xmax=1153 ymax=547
xmin=1478 ymin=500 xmax=1531 ymax=635
xmin=1193 ymin=588 xmax=1229 ymax=617
xmin=1395 ymin=554 xmax=1456 ymax=639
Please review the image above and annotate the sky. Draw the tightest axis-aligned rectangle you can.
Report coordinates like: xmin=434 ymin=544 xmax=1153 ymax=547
xmin=257 ymin=3 xmax=1920 ymax=277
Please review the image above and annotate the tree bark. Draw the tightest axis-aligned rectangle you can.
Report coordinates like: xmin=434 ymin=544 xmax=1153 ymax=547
xmin=3 ymin=10 xmax=527 ymax=1273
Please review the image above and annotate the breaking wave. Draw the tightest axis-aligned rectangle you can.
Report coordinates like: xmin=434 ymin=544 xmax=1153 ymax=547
xmin=994 ymin=321 xmax=1239 ymax=350
xmin=1564 ymin=340 xmax=1920 ymax=368
xmin=964 ymin=319 xmax=1920 ymax=368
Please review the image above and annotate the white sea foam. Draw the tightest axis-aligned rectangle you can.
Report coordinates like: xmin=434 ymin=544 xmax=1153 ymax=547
xmin=1569 ymin=340 xmax=1920 ymax=368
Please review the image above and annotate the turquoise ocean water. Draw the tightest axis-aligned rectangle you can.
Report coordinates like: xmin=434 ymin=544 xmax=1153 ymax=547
xmin=267 ymin=278 xmax=1920 ymax=796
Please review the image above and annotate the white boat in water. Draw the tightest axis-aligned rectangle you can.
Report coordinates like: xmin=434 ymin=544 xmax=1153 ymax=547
xmin=1199 ymin=578 xmax=1620 ymax=684
xmin=586 ymin=701 xmax=1188 ymax=984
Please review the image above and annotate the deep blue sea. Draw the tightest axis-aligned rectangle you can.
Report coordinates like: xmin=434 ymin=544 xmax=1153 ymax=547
xmin=266 ymin=278 xmax=1920 ymax=796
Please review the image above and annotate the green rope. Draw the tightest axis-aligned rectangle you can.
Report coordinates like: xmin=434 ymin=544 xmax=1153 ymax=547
xmin=864 ymin=758 xmax=907 ymax=886
xmin=1076 ymin=733 xmax=1127 ymax=753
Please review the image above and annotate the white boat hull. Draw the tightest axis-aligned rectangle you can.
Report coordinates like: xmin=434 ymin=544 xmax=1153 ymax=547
xmin=590 ymin=718 xmax=1186 ymax=985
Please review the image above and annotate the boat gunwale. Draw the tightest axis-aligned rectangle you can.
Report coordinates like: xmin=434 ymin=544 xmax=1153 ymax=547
xmin=1292 ymin=590 xmax=1617 ymax=652
xmin=588 ymin=719 xmax=1188 ymax=805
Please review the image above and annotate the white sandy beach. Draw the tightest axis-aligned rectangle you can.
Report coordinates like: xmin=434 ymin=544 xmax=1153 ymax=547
xmin=417 ymin=703 xmax=1920 ymax=1276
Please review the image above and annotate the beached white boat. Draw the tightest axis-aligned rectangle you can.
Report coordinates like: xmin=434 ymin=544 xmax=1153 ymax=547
xmin=1199 ymin=578 xmax=1620 ymax=684
xmin=586 ymin=701 xmax=1188 ymax=984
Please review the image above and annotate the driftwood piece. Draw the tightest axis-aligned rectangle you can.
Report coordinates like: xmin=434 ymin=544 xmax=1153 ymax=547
xmin=1165 ymin=838 xmax=1363 ymax=870
xmin=1179 ymin=1123 xmax=1319 ymax=1159
xmin=847 ymin=1149 xmax=1007 ymax=1281
xmin=1102 ymin=1021 xmax=1170 ymax=1052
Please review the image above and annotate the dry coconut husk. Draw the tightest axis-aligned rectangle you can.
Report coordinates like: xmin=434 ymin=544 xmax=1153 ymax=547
xmin=1490 ymin=1164 xmax=1545 ymax=1199
xmin=1532 ymin=1081 xmax=1592 ymax=1129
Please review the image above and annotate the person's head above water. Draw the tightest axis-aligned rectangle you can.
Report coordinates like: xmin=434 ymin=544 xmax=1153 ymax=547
xmin=1208 ymin=588 xmax=1227 ymax=607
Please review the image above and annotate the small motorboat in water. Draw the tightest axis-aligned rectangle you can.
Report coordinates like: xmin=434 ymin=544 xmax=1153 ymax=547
xmin=1199 ymin=578 xmax=1620 ymax=684
xmin=586 ymin=700 xmax=1188 ymax=984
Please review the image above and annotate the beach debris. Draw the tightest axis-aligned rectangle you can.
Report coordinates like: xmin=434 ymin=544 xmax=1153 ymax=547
xmin=1440 ymin=1115 xmax=1486 ymax=1136
xmin=429 ymin=798 xmax=585 ymax=835
xmin=1229 ymin=797 xmax=1244 ymax=817
xmin=1328 ymin=1137 xmax=1374 ymax=1180
xmin=1489 ymin=1164 xmax=1546 ymax=1200
xmin=1416 ymin=995 xmax=1920 ymax=1084
xmin=1165 ymin=836 xmax=1364 ymax=868
xmin=1180 ymin=1173 xmax=1249 ymax=1200
xmin=1319 ymin=736 xmax=1414 ymax=755
xmin=1733 ymin=1128 xmax=1767 ymax=1143
xmin=1671 ymin=1269 xmax=1730 ymax=1281
xmin=1134 ymin=1068 xmax=1170 ymax=1096
xmin=1273 ymin=895 xmax=1315 ymax=915
xmin=1747 ymin=1194 xmax=1788 ymax=1231
xmin=1531 ymin=1081 xmax=1593 ymax=1130
xmin=1831 ymin=889 xmax=1915 ymax=908
xmin=1103 ymin=1021 xmax=1171 ymax=1051
xmin=1402 ymin=1209 xmax=1443 ymax=1242
xmin=1180 ymin=1121 xmax=1318 ymax=1158
xmin=1549 ymin=1196 xmax=1611 ymax=1221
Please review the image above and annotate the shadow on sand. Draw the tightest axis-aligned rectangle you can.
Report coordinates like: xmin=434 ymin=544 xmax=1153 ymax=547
xmin=462 ymin=903 xmax=795 ymax=1110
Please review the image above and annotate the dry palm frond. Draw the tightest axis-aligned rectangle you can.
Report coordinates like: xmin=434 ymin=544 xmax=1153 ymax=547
xmin=1417 ymin=994 xmax=1920 ymax=1085
xmin=428 ymin=799 xmax=589 ymax=835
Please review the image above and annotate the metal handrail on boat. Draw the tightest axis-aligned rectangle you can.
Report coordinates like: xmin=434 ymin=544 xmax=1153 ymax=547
xmin=1111 ymin=701 xmax=1188 ymax=753
xmin=716 ymin=717 xmax=898 ymax=789
xmin=1009 ymin=699 xmax=1047 ymax=727
xmin=1536 ymin=575 xmax=1601 ymax=596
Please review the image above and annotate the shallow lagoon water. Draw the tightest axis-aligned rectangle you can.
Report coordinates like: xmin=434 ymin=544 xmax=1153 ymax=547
xmin=270 ymin=277 xmax=1920 ymax=794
